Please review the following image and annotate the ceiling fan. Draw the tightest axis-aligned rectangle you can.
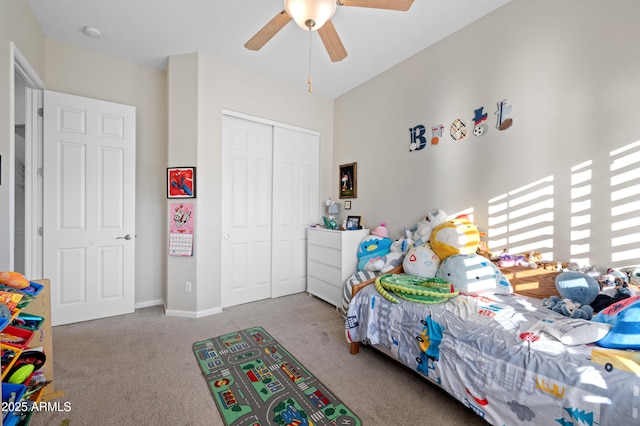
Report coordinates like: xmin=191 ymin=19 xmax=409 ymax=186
xmin=244 ymin=0 xmax=415 ymax=62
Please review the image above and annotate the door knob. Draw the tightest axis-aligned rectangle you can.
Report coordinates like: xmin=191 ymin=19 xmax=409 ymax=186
xmin=117 ymin=234 xmax=134 ymax=240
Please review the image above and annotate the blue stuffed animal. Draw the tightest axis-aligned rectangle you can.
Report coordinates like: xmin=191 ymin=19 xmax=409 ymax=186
xmin=357 ymin=224 xmax=392 ymax=271
xmin=542 ymin=271 xmax=599 ymax=320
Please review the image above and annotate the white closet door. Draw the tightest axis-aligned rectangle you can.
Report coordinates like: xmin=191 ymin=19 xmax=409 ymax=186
xmin=272 ymin=127 xmax=319 ymax=298
xmin=221 ymin=115 xmax=273 ymax=307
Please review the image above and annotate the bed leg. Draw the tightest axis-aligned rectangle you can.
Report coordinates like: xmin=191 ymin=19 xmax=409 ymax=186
xmin=350 ymin=342 xmax=361 ymax=355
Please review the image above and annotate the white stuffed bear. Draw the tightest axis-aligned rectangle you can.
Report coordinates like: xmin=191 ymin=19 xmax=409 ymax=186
xmin=403 ymin=241 xmax=441 ymax=278
xmin=390 ymin=227 xmax=414 ymax=255
xmin=412 ymin=208 xmax=448 ymax=246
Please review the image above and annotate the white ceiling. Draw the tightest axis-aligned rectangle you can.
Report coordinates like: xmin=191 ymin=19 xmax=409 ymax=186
xmin=26 ymin=0 xmax=511 ymax=99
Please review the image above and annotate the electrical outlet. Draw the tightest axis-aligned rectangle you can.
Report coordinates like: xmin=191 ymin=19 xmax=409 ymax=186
xmin=185 ymin=281 xmax=192 ymax=293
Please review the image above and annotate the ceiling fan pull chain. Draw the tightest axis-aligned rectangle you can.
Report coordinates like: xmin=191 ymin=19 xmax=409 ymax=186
xmin=308 ymin=29 xmax=313 ymax=93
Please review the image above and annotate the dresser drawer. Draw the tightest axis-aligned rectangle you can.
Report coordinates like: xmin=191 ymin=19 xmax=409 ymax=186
xmin=308 ymin=259 xmax=341 ymax=285
xmin=307 ymin=228 xmax=342 ymax=249
xmin=308 ymin=244 xmax=342 ymax=267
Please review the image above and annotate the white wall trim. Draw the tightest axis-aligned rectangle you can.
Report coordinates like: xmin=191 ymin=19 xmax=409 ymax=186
xmin=222 ymin=109 xmax=320 ymax=137
xmin=164 ymin=305 xmax=223 ymax=318
xmin=135 ymin=299 xmax=164 ymax=309
xmin=12 ymin=43 xmax=45 ymax=89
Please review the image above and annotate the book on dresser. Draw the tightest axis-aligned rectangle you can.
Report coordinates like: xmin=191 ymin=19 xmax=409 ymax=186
xmin=307 ymin=227 xmax=369 ymax=307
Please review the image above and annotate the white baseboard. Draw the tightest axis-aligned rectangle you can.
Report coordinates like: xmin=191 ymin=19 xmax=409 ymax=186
xmin=164 ymin=305 xmax=223 ymax=318
xmin=135 ymin=299 xmax=164 ymax=309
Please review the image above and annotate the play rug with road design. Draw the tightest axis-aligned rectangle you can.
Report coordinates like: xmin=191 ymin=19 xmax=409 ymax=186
xmin=192 ymin=326 xmax=361 ymax=426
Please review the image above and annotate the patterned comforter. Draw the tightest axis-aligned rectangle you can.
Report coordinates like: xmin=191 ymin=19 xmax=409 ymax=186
xmin=345 ymin=284 xmax=640 ymax=426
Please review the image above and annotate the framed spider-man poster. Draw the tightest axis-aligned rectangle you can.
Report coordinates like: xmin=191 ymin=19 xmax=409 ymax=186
xmin=167 ymin=167 xmax=196 ymax=198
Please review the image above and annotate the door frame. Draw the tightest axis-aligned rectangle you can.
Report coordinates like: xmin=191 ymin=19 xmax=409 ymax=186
xmin=13 ymin=43 xmax=45 ymax=278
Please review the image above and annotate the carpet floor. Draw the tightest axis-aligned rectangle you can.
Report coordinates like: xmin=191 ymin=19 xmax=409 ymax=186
xmin=29 ymin=292 xmax=488 ymax=426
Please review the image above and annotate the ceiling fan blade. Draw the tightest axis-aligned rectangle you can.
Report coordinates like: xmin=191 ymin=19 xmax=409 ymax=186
xmin=338 ymin=0 xmax=414 ymax=11
xmin=244 ymin=10 xmax=292 ymax=51
xmin=318 ymin=20 xmax=348 ymax=62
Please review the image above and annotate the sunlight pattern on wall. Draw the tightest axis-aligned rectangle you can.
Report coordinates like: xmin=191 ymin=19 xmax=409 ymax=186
xmin=570 ymin=160 xmax=592 ymax=266
xmin=485 ymin=141 xmax=640 ymax=269
xmin=609 ymin=141 xmax=640 ymax=267
xmin=487 ymin=176 xmax=555 ymax=259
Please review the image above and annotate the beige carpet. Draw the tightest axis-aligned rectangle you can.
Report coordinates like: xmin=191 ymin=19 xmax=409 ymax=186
xmin=29 ymin=292 xmax=487 ymax=426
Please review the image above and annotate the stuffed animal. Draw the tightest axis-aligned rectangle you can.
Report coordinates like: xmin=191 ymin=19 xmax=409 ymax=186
xmin=435 ymin=253 xmax=513 ymax=295
xmin=0 ymin=271 xmax=30 ymax=290
xmin=363 ymin=227 xmax=409 ymax=274
xmin=403 ymin=241 xmax=440 ymax=278
xmin=390 ymin=227 xmax=414 ymax=255
xmin=476 ymin=240 xmax=494 ymax=260
xmin=542 ymin=271 xmax=599 ymax=320
xmin=357 ymin=224 xmax=393 ymax=271
xmin=430 ymin=217 xmax=480 ymax=261
xmin=543 ymin=296 xmax=594 ymax=320
xmin=522 ymin=251 xmax=543 ymax=268
xmin=496 ymin=250 xmax=529 ymax=268
xmin=621 ymin=267 xmax=640 ymax=286
xmin=412 ymin=208 xmax=448 ymax=246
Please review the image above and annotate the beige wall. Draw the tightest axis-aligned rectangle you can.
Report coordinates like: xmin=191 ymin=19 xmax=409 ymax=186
xmin=166 ymin=52 xmax=334 ymax=315
xmin=334 ymin=0 xmax=640 ymax=269
xmin=2 ymin=2 xmax=334 ymax=314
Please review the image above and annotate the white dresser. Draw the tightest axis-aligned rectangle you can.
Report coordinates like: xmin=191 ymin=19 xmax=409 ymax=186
xmin=307 ymin=227 xmax=369 ymax=307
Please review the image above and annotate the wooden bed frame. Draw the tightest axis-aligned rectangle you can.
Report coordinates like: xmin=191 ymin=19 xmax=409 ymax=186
xmin=347 ymin=264 xmax=560 ymax=355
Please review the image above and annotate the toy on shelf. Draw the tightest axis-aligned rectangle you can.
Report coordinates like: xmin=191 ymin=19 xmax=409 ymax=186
xmin=0 ymin=271 xmax=30 ymax=290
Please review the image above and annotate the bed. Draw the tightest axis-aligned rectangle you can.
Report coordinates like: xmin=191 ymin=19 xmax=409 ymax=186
xmin=345 ymin=267 xmax=640 ymax=426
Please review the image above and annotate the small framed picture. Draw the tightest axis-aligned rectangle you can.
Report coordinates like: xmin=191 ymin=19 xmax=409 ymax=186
xmin=339 ymin=162 xmax=357 ymax=199
xmin=344 ymin=201 xmax=351 ymax=210
xmin=346 ymin=215 xmax=361 ymax=230
xmin=167 ymin=167 xmax=196 ymax=198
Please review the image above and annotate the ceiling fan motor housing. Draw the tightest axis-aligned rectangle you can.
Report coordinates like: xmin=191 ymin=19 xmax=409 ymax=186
xmin=285 ymin=0 xmax=337 ymax=31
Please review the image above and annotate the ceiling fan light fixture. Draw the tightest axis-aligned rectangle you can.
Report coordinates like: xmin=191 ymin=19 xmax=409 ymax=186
xmin=284 ymin=0 xmax=336 ymax=31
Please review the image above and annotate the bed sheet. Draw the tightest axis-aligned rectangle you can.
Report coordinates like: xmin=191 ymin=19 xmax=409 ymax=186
xmin=345 ymin=284 xmax=640 ymax=426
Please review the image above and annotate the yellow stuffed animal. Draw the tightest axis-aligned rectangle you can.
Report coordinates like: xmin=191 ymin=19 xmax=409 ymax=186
xmin=0 ymin=271 xmax=30 ymax=289
xmin=430 ymin=217 xmax=480 ymax=261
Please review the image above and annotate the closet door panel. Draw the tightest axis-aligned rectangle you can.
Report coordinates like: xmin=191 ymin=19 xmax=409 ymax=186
xmin=221 ymin=115 xmax=273 ymax=307
xmin=272 ymin=127 xmax=319 ymax=298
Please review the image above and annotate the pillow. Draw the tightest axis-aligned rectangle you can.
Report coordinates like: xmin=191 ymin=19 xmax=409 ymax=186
xmin=429 ymin=218 xmax=480 ymax=261
xmin=593 ymin=296 xmax=640 ymax=349
xmin=402 ymin=241 xmax=440 ymax=278
xmin=593 ymin=295 xmax=640 ymax=325
xmin=541 ymin=317 xmax=612 ymax=346
xmin=436 ymin=253 xmax=513 ymax=295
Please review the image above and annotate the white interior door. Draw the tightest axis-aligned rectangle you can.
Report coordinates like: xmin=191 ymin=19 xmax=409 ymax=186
xmin=43 ymin=90 xmax=136 ymax=326
xmin=221 ymin=115 xmax=273 ymax=307
xmin=271 ymin=127 xmax=319 ymax=298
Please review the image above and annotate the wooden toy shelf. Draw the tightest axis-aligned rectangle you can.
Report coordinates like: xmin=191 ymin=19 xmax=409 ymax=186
xmin=21 ymin=278 xmax=65 ymax=402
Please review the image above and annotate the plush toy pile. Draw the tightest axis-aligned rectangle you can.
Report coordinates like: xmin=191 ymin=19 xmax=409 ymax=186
xmin=350 ymin=210 xmax=640 ymax=351
xmin=358 ymin=210 xmax=513 ymax=301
